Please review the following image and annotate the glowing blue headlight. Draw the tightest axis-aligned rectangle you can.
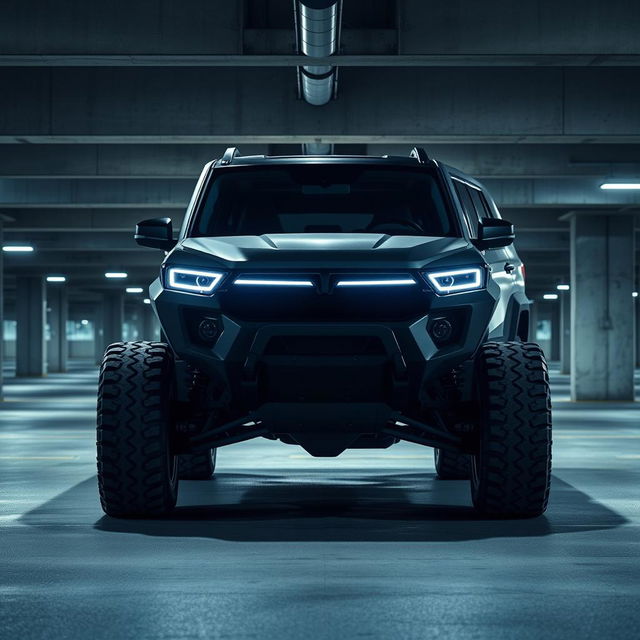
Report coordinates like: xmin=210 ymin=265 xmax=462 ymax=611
xmin=166 ymin=268 xmax=224 ymax=294
xmin=426 ymin=268 xmax=483 ymax=294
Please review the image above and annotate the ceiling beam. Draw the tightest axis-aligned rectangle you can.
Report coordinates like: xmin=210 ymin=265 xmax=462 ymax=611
xmin=1 ymin=143 xmax=640 ymax=178
xmin=3 ymin=135 xmax=640 ymax=145
xmin=1 ymin=68 xmax=639 ymax=142
xmin=1 ymin=54 xmax=640 ymax=67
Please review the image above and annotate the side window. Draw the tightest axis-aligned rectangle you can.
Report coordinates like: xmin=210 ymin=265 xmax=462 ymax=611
xmin=483 ymin=191 xmax=502 ymax=219
xmin=468 ymin=185 xmax=492 ymax=220
xmin=453 ymin=179 xmax=479 ymax=237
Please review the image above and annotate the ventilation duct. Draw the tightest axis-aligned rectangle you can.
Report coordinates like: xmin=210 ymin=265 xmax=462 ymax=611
xmin=302 ymin=142 xmax=334 ymax=155
xmin=295 ymin=0 xmax=341 ymax=106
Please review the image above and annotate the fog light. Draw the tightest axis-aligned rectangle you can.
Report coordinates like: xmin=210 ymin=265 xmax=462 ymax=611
xmin=430 ymin=317 xmax=453 ymax=343
xmin=198 ymin=317 xmax=219 ymax=343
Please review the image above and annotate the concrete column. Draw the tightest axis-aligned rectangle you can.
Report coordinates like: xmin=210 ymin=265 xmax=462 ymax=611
xmin=529 ymin=302 xmax=538 ymax=344
xmin=142 ymin=304 xmax=157 ymax=341
xmin=102 ymin=291 xmax=124 ymax=353
xmin=47 ymin=285 xmax=68 ymax=373
xmin=16 ymin=276 xmax=46 ymax=377
xmin=0 ymin=221 xmax=4 ymax=397
xmin=550 ymin=302 xmax=561 ymax=361
xmin=93 ymin=306 xmax=104 ymax=364
xmin=570 ymin=214 xmax=635 ymax=401
xmin=560 ymin=290 xmax=571 ymax=375
xmin=636 ymin=296 xmax=640 ymax=368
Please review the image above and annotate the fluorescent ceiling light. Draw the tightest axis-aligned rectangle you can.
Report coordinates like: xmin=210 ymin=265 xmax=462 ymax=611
xmin=46 ymin=276 xmax=66 ymax=283
xmin=126 ymin=287 xmax=143 ymax=293
xmin=143 ymin=298 xmax=151 ymax=304
xmin=556 ymin=284 xmax=570 ymax=291
xmin=543 ymin=294 xmax=559 ymax=300
xmin=105 ymin=272 xmax=127 ymax=279
xmin=80 ymin=319 xmax=89 ymax=326
xmin=3 ymin=245 xmax=34 ymax=252
xmin=336 ymin=279 xmax=416 ymax=287
xmin=633 ymin=292 xmax=638 ymax=298
xmin=600 ymin=183 xmax=640 ymax=190
xmin=234 ymin=278 xmax=314 ymax=287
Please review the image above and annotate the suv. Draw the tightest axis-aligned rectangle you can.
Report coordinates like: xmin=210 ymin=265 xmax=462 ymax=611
xmin=97 ymin=147 xmax=552 ymax=519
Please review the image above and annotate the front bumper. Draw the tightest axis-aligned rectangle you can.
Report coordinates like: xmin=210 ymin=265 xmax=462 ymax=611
xmin=150 ymin=275 xmax=498 ymax=417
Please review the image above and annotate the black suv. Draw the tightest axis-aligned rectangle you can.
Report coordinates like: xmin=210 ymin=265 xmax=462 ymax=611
xmin=97 ymin=148 xmax=552 ymax=519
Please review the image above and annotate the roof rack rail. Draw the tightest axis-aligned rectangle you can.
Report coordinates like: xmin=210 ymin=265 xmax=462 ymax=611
xmin=220 ymin=147 xmax=240 ymax=165
xmin=410 ymin=147 xmax=430 ymax=163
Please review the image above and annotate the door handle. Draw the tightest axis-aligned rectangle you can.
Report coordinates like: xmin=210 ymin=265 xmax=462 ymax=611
xmin=504 ymin=263 xmax=516 ymax=274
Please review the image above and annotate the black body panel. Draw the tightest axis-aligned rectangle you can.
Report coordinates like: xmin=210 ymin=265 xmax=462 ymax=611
xmin=147 ymin=152 xmax=530 ymax=456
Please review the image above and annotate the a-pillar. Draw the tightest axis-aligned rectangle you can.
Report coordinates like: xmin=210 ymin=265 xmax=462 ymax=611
xmin=570 ymin=213 xmax=635 ymax=401
xmin=16 ymin=276 xmax=46 ymax=377
xmin=101 ymin=291 xmax=124 ymax=354
xmin=47 ymin=284 xmax=68 ymax=373
xmin=560 ymin=290 xmax=571 ymax=375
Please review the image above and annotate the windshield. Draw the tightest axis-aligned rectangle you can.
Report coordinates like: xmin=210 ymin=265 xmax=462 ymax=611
xmin=189 ymin=164 xmax=458 ymax=238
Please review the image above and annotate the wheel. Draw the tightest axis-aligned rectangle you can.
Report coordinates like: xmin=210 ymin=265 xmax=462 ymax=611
xmin=97 ymin=341 xmax=179 ymax=517
xmin=434 ymin=448 xmax=470 ymax=479
xmin=178 ymin=449 xmax=217 ymax=480
xmin=471 ymin=342 xmax=552 ymax=518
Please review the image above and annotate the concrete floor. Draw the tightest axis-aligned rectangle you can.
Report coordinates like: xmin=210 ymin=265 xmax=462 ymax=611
xmin=1 ymin=362 xmax=639 ymax=640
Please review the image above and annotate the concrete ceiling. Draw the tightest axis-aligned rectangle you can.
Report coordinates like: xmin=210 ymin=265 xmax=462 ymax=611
xmin=1 ymin=0 xmax=639 ymax=300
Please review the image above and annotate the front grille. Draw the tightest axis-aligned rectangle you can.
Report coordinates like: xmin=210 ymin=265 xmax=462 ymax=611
xmin=218 ymin=274 xmax=430 ymax=322
xmin=264 ymin=335 xmax=386 ymax=357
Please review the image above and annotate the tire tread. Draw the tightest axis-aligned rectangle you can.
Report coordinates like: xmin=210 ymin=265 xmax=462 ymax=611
xmin=97 ymin=341 xmax=178 ymax=517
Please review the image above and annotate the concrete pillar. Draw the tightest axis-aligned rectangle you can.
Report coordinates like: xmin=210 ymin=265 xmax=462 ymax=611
xmin=0 ymin=221 xmax=4 ymax=397
xmin=93 ymin=306 xmax=104 ymax=364
xmin=102 ymin=291 xmax=124 ymax=353
xmin=142 ymin=304 xmax=156 ymax=341
xmin=529 ymin=302 xmax=538 ymax=344
xmin=560 ymin=290 xmax=571 ymax=375
xmin=47 ymin=285 xmax=68 ymax=373
xmin=636 ymin=296 xmax=640 ymax=368
xmin=570 ymin=214 xmax=635 ymax=401
xmin=16 ymin=276 xmax=46 ymax=377
xmin=550 ymin=302 xmax=560 ymax=361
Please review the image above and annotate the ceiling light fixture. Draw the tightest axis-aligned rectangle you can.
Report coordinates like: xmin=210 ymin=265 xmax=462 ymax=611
xmin=3 ymin=245 xmax=34 ymax=253
xmin=600 ymin=183 xmax=640 ymax=190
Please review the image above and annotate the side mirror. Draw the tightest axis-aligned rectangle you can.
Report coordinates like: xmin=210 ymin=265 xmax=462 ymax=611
xmin=473 ymin=217 xmax=515 ymax=251
xmin=135 ymin=217 xmax=176 ymax=251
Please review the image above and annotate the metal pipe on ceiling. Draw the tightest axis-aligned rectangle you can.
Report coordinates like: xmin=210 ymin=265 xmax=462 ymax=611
xmin=295 ymin=0 xmax=341 ymax=108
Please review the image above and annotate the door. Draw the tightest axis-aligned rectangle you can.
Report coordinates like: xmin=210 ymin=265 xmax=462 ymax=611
xmin=451 ymin=176 xmax=521 ymax=341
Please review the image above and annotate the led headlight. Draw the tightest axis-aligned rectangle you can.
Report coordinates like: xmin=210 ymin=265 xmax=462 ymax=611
xmin=426 ymin=267 xmax=483 ymax=294
xmin=166 ymin=268 xmax=224 ymax=294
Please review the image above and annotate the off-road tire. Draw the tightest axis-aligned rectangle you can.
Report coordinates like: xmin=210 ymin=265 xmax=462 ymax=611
xmin=471 ymin=342 xmax=552 ymax=518
xmin=178 ymin=449 xmax=217 ymax=480
xmin=434 ymin=448 xmax=470 ymax=479
xmin=97 ymin=341 xmax=179 ymax=517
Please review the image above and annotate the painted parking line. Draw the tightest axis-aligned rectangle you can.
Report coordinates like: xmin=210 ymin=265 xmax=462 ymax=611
xmin=554 ymin=434 xmax=640 ymax=439
xmin=0 ymin=456 xmax=78 ymax=460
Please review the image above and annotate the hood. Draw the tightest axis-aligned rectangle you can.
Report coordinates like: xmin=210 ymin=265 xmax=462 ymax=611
xmin=177 ymin=233 xmax=475 ymax=270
